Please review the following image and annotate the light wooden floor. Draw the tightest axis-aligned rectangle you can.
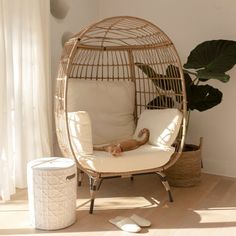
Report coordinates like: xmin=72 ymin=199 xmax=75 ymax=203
xmin=1 ymin=173 xmax=236 ymax=236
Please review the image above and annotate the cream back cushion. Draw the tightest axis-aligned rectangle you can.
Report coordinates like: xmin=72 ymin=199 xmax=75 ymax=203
xmin=134 ymin=109 xmax=183 ymax=147
xmin=67 ymin=80 xmax=135 ymax=145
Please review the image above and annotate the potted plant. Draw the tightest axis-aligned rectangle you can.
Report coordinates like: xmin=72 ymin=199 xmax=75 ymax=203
xmin=136 ymin=39 xmax=236 ymax=186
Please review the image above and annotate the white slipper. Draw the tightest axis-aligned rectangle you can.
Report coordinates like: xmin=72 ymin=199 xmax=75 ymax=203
xmin=109 ymin=216 xmax=141 ymax=233
xmin=130 ymin=214 xmax=151 ymax=227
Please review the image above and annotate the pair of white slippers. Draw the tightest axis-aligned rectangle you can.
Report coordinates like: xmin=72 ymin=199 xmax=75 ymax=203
xmin=109 ymin=214 xmax=151 ymax=233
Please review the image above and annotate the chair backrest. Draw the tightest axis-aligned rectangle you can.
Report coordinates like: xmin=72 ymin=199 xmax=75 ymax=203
xmin=54 ymin=16 xmax=187 ymax=168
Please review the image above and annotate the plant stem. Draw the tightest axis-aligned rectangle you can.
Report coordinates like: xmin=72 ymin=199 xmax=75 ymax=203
xmin=192 ymin=77 xmax=199 ymax=84
xmin=186 ymin=110 xmax=191 ymax=137
xmin=183 ymin=69 xmax=197 ymax=76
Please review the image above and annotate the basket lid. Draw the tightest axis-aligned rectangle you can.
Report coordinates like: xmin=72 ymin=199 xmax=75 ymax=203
xmin=27 ymin=157 xmax=75 ymax=170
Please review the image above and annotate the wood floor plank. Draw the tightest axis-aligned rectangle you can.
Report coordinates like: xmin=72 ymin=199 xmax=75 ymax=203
xmin=0 ymin=173 xmax=236 ymax=236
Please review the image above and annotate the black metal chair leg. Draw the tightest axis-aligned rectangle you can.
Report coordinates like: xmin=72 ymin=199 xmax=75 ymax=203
xmin=89 ymin=177 xmax=99 ymax=214
xmin=156 ymin=172 xmax=173 ymax=202
xmin=97 ymin=179 xmax=103 ymax=191
xmin=77 ymin=169 xmax=84 ymax=187
xmin=168 ymin=190 xmax=173 ymax=202
xmin=89 ymin=190 xmax=95 ymax=214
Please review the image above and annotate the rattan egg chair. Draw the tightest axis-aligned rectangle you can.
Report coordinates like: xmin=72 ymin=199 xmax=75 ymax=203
xmin=55 ymin=16 xmax=187 ymax=214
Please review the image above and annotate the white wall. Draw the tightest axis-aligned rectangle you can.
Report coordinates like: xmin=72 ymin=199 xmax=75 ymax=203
xmin=99 ymin=0 xmax=236 ymax=177
xmin=50 ymin=0 xmax=99 ymax=154
xmin=50 ymin=0 xmax=236 ymax=177
xmin=51 ymin=0 xmax=99 ymax=81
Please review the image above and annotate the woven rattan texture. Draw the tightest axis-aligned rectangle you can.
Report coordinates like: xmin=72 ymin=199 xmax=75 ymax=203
xmin=55 ymin=16 xmax=187 ymax=175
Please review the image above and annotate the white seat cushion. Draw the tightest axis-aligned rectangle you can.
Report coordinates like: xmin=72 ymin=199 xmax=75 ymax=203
xmin=76 ymin=144 xmax=175 ymax=173
xmin=134 ymin=109 xmax=183 ymax=147
xmin=67 ymin=79 xmax=135 ymax=145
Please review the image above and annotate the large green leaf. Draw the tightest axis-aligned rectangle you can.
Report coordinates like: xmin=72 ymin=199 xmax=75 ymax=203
xmin=147 ymin=96 xmax=175 ymax=109
xmin=166 ymin=64 xmax=181 ymax=77
xmin=188 ymin=84 xmax=222 ymax=111
xmin=135 ymin=62 xmax=224 ymax=112
xmin=135 ymin=63 xmax=178 ymax=108
xmin=166 ymin=64 xmax=192 ymax=87
xmin=135 ymin=62 xmax=163 ymax=78
xmin=135 ymin=63 xmax=183 ymax=91
xmin=197 ymin=69 xmax=230 ymax=83
xmin=135 ymin=63 xmax=167 ymax=90
xmin=136 ymin=63 xmax=190 ymax=107
xmin=184 ymin=40 xmax=236 ymax=75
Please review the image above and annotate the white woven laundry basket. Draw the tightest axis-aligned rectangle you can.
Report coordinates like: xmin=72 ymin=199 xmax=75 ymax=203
xmin=27 ymin=157 xmax=77 ymax=230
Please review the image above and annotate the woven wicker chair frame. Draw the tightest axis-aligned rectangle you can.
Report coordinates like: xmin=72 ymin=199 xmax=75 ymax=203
xmin=55 ymin=16 xmax=187 ymax=213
